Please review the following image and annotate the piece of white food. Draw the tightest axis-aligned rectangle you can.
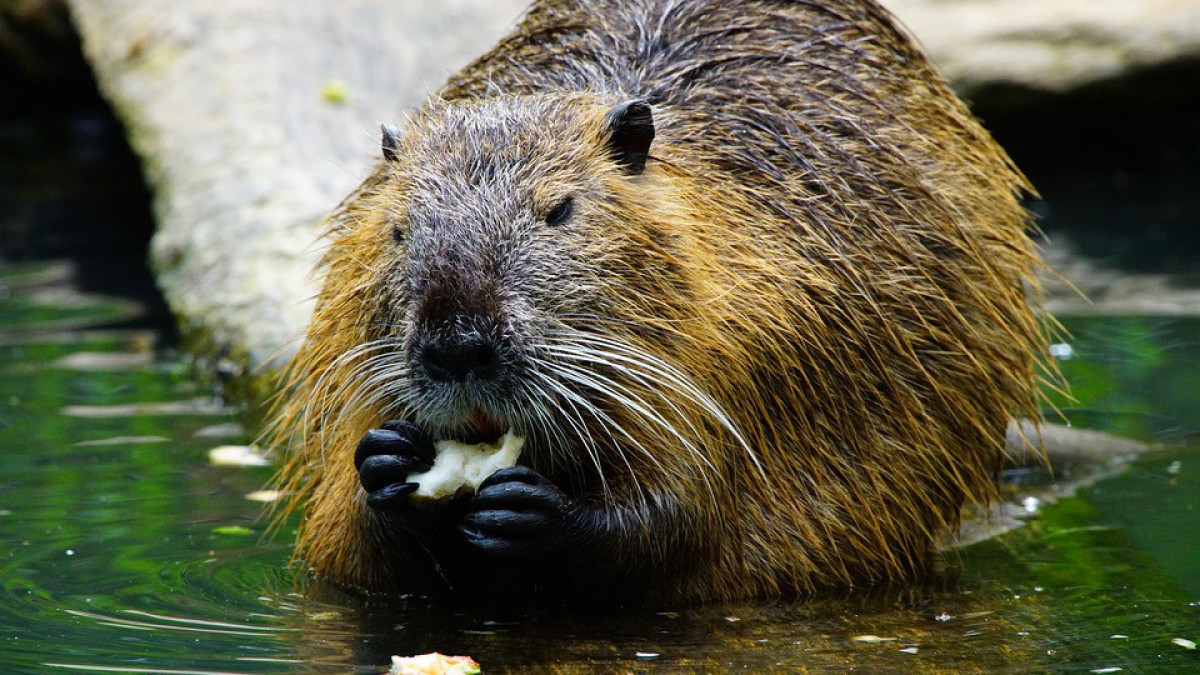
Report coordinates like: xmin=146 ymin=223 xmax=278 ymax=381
xmin=408 ymin=430 xmax=524 ymax=502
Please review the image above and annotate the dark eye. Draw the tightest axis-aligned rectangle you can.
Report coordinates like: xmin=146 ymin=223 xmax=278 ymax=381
xmin=544 ymin=196 xmax=574 ymax=227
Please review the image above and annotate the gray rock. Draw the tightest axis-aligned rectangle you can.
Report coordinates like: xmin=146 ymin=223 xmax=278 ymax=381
xmin=69 ymin=0 xmax=527 ymax=368
xmin=882 ymin=0 xmax=1200 ymax=94
xmin=67 ymin=0 xmax=1200 ymax=370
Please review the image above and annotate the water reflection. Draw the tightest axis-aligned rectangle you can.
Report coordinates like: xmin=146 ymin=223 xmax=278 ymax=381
xmin=1 ymin=261 xmax=1197 ymax=673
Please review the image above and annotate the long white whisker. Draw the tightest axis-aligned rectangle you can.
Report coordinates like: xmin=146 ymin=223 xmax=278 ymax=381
xmin=325 ymin=350 xmax=406 ymax=424
xmin=533 ymin=370 xmax=617 ymax=501
xmin=540 ymin=356 xmax=673 ymax=498
xmin=305 ymin=339 xmax=401 ymax=441
xmin=544 ymin=330 xmax=766 ymax=479
xmin=537 ymin=357 xmax=713 ymax=505
xmin=535 ymin=357 xmax=703 ymax=509
xmin=308 ymin=339 xmax=406 ymax=468
xmin=541 ymin=342 xmax=717 ymax=464
xmin=340 ymin=361 xmax=409 ymax=426
xmin=544 ymin=357 xmax=714 ymax=477
xmin=523 ymin=374 xmax=579 ymax=485
xmin=530 ymin=374 xmax=595 ymax=492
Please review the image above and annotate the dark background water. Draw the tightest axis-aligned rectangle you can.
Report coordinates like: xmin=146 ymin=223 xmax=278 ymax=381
xmin=978 ymin=59 xmax=1200 ymax=283
xmin=2 ymin=9 xmax=1198 ymax=674
xmin=0 ymin=3 xmax=165 ymax=319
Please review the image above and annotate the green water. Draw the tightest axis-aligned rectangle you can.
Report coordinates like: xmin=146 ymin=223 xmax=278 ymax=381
xmin=0 ymin=262 xmax=1197 ymax=674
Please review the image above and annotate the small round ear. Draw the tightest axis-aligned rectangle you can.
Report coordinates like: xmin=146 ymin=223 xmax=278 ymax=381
xmin=381 ymin=123 xmax=402 ymax=162
xmin=603 ymin=99 xmax=654 ymax=175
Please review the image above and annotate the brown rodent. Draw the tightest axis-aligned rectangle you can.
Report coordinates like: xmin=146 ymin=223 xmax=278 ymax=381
xmin=272 ymin=0 xmax=1048 ymax=606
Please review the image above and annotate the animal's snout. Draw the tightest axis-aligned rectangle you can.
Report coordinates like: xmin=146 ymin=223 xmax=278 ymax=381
xmin=408 ymin=235 xmax=517 ymax=386
xmin=417 ymin=331 xmax=502 ymax=383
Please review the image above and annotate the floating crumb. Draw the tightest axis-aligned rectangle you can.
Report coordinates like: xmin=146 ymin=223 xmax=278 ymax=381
xmin=390 ymin=653 xmax=480 ymax=675
xmin=245 ymin=489 xmax=282 ymax=503
xmin=959 ymin=611 xmax=993 ymax=619
xmin=55 ymin=351 xmax=154 ymax=371
xmin=192 ymin=422 xmax=246 ymax=439
xmin=75 ymin=435 xmax=169 ymax=446
xmin=1090 ymin=668 xmax=1122 ymax=674
xmin=899 ymin=647 xmax=919 ymax=654
xmin=321 ymin=78 xmax=350 ymax=104
xmin=1173 ymin=637 xmax=1197 ymax=650
xmin=1048 ymin=342 xmax=1074 ymax=360
xmin=211 ymin=525 xmax=253 ymax=536
xmin=635 ymin=652 xmax=660 ymax=660
xmin=853 ymin=635 xmax=897 ymax=643
xmin=209 ymin=445 xmax=270 ymax=467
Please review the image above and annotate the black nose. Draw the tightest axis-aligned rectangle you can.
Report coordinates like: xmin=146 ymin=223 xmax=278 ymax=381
xmin=419 ymin=334 xmax=501 ymax=382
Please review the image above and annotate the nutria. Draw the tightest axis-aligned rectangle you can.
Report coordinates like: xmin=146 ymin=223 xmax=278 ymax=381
xmin=272 ymin=0 xmax=1048 ymax=606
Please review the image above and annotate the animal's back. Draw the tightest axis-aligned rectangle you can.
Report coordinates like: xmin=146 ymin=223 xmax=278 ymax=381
xmin=442 ymin=0 xmax=1030 ymax=321
xmin=444 ymin=0 xmax=986 ymax=188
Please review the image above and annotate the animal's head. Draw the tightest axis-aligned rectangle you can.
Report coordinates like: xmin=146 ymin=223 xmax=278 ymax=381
xmin=377 ymin=94 xmax=668 ymax=436
xmin=294 ymin=93 xmax=746 ymax=489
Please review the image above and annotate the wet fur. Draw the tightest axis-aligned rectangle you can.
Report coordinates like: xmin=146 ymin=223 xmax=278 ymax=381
xmin=272 ymin=0 xmax=1049 ymax=605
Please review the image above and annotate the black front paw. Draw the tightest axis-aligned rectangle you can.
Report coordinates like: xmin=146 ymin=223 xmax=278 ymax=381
xmin=459 ymin=466 xmax=571 ymax=559
xmin=355 ymin=420 xmax=434 ymax=511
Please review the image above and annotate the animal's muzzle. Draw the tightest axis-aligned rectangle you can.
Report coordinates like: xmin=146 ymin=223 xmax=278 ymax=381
xmin=416 ymin=329 xmax=503 ymax=383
